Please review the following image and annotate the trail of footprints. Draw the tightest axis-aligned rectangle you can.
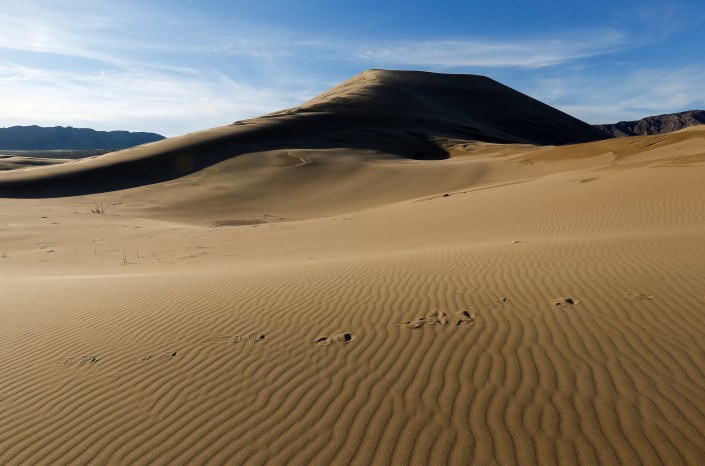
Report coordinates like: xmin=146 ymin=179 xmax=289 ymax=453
xmin=55 ymin=293 xmax=658 ymax=365
xmin=137 ymin=351 xmax=179 ymax=364
xmin=56 ymin=355 xmax=100 ymax=366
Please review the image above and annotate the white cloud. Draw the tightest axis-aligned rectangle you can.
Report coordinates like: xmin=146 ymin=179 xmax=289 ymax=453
xmin=0 ymin=1 xmax=319 ymax=136
xmin=0 ymin=63 xmax=311 ymax=136
xmin=351 ymin=30 xmax=631 ymax=68
xmin=0 ymin=1 xmax=122 ymax=64
xmin=0 ymin=0 xmax=699 ymax=136
xmin=529 ymin=67 xmax=705 ymax=123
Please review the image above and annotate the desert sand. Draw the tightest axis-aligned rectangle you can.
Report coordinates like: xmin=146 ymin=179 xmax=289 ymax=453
xmin=1 ymin=70 xmax=705 ymax=465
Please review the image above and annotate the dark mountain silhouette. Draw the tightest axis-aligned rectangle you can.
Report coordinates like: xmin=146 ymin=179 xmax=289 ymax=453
xmin=595 ymin=110 xmax=705 ymax=137
xmin=292 ymin=69 xmax=611 ymax=146
xmin=0 ymin=125 xmax=165 ymax=150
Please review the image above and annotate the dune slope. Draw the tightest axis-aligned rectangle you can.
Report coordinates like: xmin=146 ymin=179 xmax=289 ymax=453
xmin=1 ymin=75 xmax=704 ymax=466
xmin=0 ymin=70 xmax=607 ymax=198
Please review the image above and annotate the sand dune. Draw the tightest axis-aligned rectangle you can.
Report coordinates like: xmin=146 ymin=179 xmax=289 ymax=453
xmin=1 ymin=72 xmax=705 ymax=465
xmin=0 ymin=70 xmax=607 ymax=198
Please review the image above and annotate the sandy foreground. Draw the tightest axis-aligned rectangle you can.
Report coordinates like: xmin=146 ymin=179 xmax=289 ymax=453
xmin=1 ymin=69 xmax=705 ymax=464
xmin=0 ymin=124 xmax=704 ymax=465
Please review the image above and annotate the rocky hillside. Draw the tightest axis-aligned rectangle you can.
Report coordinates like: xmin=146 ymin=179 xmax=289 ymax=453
xmin=595 ymin=110 xmax=705 ymax=137
xmin=0 ymin=125 xmax=165 ymax=150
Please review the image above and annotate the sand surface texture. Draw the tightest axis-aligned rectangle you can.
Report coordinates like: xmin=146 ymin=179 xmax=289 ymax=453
xmin=1 ymin=71 xmax=704 ymax=465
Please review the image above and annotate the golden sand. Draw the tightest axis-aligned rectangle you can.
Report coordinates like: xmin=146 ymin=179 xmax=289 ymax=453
xmin=1 ymin=72 xmax=704 ymax=465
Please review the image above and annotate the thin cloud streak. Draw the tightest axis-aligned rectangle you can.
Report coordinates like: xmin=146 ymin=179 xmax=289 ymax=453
xmin=0 ymin=1 xmax=638 ymax=71
xmin=353 ymin=31 xmax=630 ymax=68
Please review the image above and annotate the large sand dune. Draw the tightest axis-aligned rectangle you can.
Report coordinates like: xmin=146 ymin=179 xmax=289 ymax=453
xmin=0 ymin=70 xmax=607 ymax=198
xmin=1 ymin=71 xmax=705 ymax=465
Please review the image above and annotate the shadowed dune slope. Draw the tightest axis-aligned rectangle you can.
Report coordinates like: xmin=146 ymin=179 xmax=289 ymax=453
xmin=0 ymin=70 xmax=607 ymax=198
xmin=297 ymin=69 xmax=609 ymax=146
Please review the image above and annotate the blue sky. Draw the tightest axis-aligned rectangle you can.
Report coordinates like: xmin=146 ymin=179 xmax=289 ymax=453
xmin=1 ymin=0 xmax=704 ymax=136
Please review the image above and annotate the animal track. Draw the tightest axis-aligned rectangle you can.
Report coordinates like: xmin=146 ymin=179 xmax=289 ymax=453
xmin=456 ymin=310 xmax=477 ymax=326
xmin=137 ymin=354 xmax=151 ymax=363
xmin=57 ymin=357 xmax=74 ymax=366
xmin=248 ymin=333 xmax=267 ymax=342
xmin=313 ymin=332 xmax=355 ymax=346
xmin=401 ymin=310 xmax=448 ymax=328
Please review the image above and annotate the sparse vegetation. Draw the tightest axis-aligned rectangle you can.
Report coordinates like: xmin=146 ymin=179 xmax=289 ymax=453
xmin=90 ymin=202 xmax=110 ymax=214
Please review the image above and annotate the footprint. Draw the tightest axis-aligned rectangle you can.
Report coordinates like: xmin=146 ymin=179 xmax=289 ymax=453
xmin=554 ymin=297 xmax=578 ymax=308
xmin=248 ymin=333 xmax=267 ymax=342
xmin=313 ymin=336 xmax=332 ymax=346
xmin=401 ymin=310 xmax=448 ymax=328
xmin=619 ymin=293 xmax=654 ymax=301
xmin=229 ymin=335 xmax=242 ymax=343
xmin=156 ymin=351 xmax=178 ymax=361
xmin=428 ymin=311 xmax=447 ymax=326
xmin=402 ymin=319 xmax=425 ymax=328
xmin=312 ymin=332 xmax=355 ymax=346
xmin=56 ymin=357 xmax=74 ymax=366
xmin=79 ymin=355 xmax=99 ymax=365
xmin=136 ymin=354 xmax=151 ymax=363
xmin=456 ymin=310 xmax=477 ymax=326
xmin=400 ymin=317 xmax=426 ymax=328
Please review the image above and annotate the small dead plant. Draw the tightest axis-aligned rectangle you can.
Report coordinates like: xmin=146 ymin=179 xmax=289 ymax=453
xmin=90 ymin=202 xmax=109 ymax=214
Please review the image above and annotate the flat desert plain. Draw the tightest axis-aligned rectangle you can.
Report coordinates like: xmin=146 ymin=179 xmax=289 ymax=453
xmin=1 ymin=71 xmax=705 ymax=465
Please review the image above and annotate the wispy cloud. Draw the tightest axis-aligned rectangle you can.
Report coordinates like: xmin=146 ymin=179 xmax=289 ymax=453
xmin=0 ymin=0 xmax=700 ymax=135
xmin=0 ymin=1 xmax=321 ymax=135
xmin=0 ymin=1 xmax=127 ymax=65
xmin=528 ymin=67 xmax=705 ymax=123
xmin=352 ymin=30 xmax=630 ymax=68
xmin=0 ymin=62 xmax=313 ymax=136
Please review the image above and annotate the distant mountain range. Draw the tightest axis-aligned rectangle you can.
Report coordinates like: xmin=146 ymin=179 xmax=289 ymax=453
xmin=595 ymin=110 xmax=705 ymax=137
xmin=0 ymin=125 xmax=165 ymax=150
